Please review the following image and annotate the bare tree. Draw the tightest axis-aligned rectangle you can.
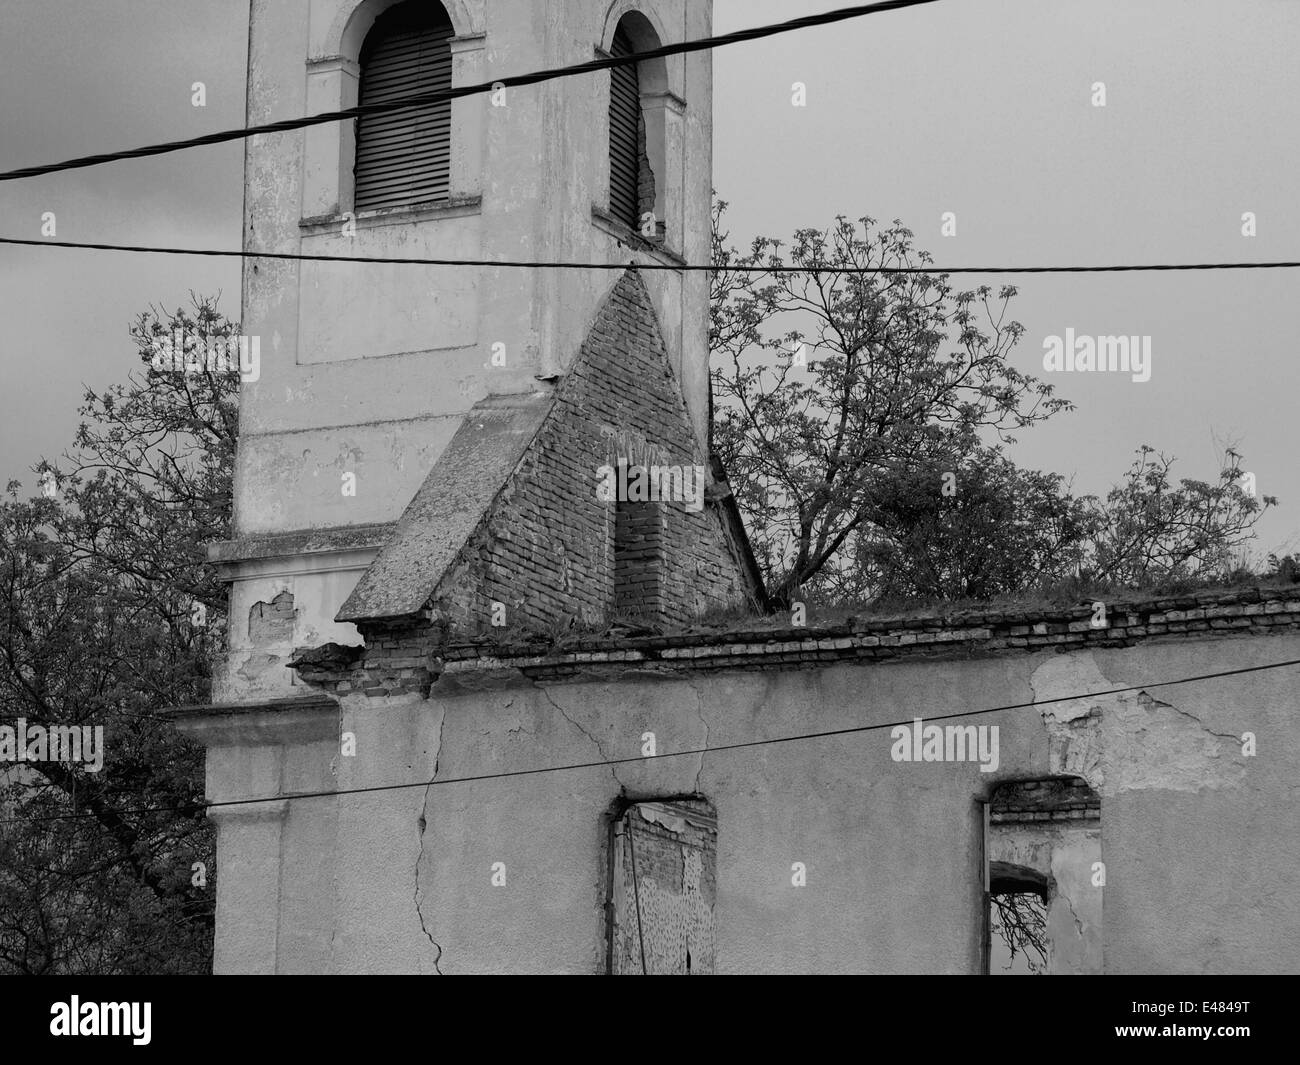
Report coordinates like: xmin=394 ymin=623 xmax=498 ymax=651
xmin=711 ymin=200 xmax=1278 ymax=605
xmin=0 ymin=295 xmax=237 ymax=974
xmin=990 ymin=890 xmax=1049 ymax=974
xmin=710 ymin=201 xmax=1069 ymax=605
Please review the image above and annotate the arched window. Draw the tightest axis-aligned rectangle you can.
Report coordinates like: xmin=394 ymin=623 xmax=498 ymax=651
xmin=353 ymin=2 xmax=454 ymax=212
xmin=608 ymin=18 xmax=657 ymax=235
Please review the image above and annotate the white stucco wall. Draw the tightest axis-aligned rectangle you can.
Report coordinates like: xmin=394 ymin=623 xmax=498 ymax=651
xmin=235 ymin=0 xmax=712 ymax=536
xmin=181 ymin=631 xmax=1300 ymax=974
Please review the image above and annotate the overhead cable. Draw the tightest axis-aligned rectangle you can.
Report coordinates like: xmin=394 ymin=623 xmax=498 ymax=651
xmin=4 ymin=236 xmax=1296 ymax=274
xmin=0 ymin=1 xmax=944 ymax=183
xmin=4 ymin=655 xmax=1295 ymax=825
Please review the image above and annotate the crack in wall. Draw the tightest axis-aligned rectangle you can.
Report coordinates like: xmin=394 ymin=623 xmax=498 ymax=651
xmin=538 ymin=683 xmax=622 ymax=789
xmin=1146 ymin=691 xmax=1241 ymax=742
xmin=690 ymin=680 xmax=710 ymax=794
xmin=1057 ymin=885 xmax=1086 ymax=939
xmin=329 ymin=698 xmax=344 ymax=971
xmin=1031 ymin=654 xmax=1248 ymax=794
xmin=414 ymin=708 xmax=446 ymax=974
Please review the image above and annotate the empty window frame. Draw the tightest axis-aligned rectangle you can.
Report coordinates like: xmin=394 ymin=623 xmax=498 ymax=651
xmin=606 ymin=800 xmax=717 ymax=974
xmin=983 ymin=777 xmax=1102 ymax=975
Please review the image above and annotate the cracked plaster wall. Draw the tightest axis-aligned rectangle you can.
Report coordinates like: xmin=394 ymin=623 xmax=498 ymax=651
xmin=234 ymin=632 xmax=1300 ymax=974
xmin=1028 ymin=642 xmax=1300 ymax=972
xmin=216 ymin=558 xmax=373 ymax=704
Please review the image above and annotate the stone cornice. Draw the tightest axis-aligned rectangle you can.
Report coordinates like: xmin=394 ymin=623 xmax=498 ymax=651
xmin=209 ymin=523 xmax=396 ymax=567
xmin=169 ymin=695 xmax=339 ymax=747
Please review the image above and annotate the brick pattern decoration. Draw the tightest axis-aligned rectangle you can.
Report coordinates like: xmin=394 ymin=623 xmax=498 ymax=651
xmin=427 ymin=269 xmax=747 ymax=635
xmin=441 ymin=585 xmax=1300 ymax=682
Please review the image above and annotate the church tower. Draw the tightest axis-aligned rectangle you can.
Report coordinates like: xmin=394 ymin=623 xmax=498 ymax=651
xmin=211 ymin=0 xmax=755 ymax=709
xmin=189 ymin=0 xmax=767 ymax=973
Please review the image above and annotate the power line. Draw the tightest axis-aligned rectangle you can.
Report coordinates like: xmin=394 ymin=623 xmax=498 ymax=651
xmin=0 ymin=0 xmax=943 ymax=184
xmin=3 ymin=655 xmax=1295 ymax=827
xmin=4 ymin=236 xmax=1298 ymax=274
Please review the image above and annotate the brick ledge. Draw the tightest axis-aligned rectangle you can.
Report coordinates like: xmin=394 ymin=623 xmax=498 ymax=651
xmin=439 ymin=585 xmax=1300 ymax=680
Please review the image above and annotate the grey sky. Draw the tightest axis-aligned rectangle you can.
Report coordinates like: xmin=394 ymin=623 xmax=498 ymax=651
xmin=2 ymin=0 xmax=1297 ymax=557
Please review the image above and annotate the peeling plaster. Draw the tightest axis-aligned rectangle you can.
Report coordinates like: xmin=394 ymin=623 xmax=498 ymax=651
xmin=236 ymin=652 xmax=284 ymax=683
xmin=1030 ymin=654 xmax=1247 ymax=795
xmin=640 ymin=805 xmax=687 ymax=835
xmin=248 ymin=589 xmax=296 ymax=642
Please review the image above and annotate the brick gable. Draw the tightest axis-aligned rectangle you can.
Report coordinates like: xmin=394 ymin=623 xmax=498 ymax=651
xmin=429 ymin=268 xmax=753 ymax=635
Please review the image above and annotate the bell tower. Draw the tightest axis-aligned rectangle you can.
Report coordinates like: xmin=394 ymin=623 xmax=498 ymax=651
xmin=215 ymin=0 xmax=716 ymax=705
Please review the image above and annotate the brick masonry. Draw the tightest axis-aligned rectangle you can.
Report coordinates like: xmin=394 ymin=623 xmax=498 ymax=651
xmin=248 ymin=590 xmax=296 ymax=642
xmin=425 ymin=269 xmax=748 ymax=635
xmin=302 ymin=620 xmax=440 ymax=700
xmin=614 ymin=499 xmax=666 ymax=618
xmin=305 ymin=270 xmax=754 ymax=699
xmin=989 ymin=778 xmax=1101 ymax=824
xmin=441 ymin=584 xmax=1300 ymax=683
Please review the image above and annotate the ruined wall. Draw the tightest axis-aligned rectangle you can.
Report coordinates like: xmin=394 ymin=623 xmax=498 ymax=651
xmin=209 ymin=526 xmax=389 ymax=704
xmin=180 ymin=621 xmax=1300 ymax=974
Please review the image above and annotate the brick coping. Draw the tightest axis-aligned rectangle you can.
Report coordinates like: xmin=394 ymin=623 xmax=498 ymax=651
xmin=438 ymin=585 xmax=1300 ymax=679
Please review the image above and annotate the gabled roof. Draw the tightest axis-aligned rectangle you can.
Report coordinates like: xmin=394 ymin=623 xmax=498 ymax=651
xmin=335 ymin=392 xmax=554 ymax=624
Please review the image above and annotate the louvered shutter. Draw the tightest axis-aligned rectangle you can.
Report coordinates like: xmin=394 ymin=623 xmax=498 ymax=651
xmin=608 ymin=27 xmax=642 ymax=231
xmin=354 ymin=4 xmax=454 ymax=213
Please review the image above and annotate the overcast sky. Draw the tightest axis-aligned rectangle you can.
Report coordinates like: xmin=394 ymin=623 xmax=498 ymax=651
xmin=1 ymin=0 xmax=1297 ymax=558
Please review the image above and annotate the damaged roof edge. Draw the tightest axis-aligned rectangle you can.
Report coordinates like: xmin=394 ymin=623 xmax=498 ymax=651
xmin=334 ymin=392 xmax=556 ymax=625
